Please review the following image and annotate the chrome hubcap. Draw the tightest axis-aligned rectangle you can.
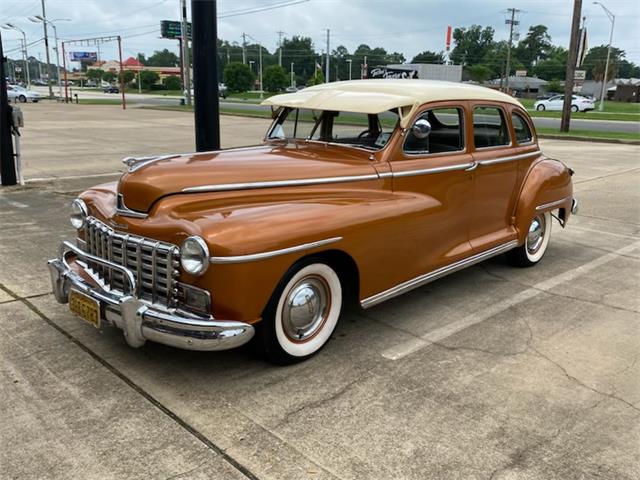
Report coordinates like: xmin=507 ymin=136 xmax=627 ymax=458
xmin=527 ymin=215 xmax=546 ymax=255
xmin=282 ymin=277 xmax=330 ymax=342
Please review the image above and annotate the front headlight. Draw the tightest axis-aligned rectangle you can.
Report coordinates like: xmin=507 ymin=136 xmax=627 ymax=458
xmin=70 ymin=199 xmax=88 ymax=229
xmin=180 ymin=236 xmax=209 ymax=276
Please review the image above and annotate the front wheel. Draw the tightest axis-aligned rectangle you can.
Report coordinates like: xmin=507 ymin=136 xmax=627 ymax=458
xmin=261 ymin=261 xmax=342 ymax=364
xmin=18 ymin=95 xmax=27 ymax=103
xmin=571 ymin=105 xmax=579 ymax=112
xmin=536 ymin=104 xmax=545 ymax=111
xmin=507 ymin=212 xmax=552 ymax=267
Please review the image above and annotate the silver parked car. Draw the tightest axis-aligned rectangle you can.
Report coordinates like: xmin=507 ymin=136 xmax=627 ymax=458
xmin=6 ymin=85 xmax=40 ymax=103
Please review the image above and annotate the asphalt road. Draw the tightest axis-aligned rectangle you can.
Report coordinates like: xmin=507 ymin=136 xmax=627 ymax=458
xmin=1 ymin=105 xmax=639 ymax=479
xmin=33 ymin=87 xmax=640 ymax=134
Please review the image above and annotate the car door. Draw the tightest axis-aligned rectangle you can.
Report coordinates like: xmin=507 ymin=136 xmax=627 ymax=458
xmin=469 ymin=103 xmax=520 ymax=251
xmin=548 ymin=95 xmax=563 ymax=111
xmin=388 ymin=103 xmax=475 ymax=275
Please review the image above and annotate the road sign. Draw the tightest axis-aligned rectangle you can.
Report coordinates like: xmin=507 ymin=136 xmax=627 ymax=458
xmin=574 ymin=70 xmax=586 ymax=80
xmin=161 ymin=20 xmax=191 ymax=40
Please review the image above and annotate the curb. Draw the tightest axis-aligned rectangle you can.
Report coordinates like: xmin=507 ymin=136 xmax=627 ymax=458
xmin=538 ymin=134 xmax=640 ymax=145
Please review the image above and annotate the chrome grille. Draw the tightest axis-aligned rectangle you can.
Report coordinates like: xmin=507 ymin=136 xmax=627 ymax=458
xmin=83 ymin=217 xmax=179 ymax=307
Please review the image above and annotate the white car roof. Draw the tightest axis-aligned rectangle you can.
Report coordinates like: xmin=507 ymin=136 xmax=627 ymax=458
xmin=262 ymin=79 xmax=522 ymax=127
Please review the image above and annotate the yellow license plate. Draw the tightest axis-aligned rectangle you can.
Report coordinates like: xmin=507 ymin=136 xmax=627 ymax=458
xmin=69 ymin=290 xmax=101 ymax=328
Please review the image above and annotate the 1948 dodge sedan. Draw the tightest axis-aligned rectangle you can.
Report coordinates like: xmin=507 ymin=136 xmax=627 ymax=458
xmin=48 ymin=80 xmax=577 ymax=363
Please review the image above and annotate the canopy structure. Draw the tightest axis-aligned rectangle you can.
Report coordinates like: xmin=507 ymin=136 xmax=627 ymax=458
xmin=262 ymin=79 xmax=522 ymax=127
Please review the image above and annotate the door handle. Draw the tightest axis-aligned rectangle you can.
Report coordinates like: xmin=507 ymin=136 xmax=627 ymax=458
xmin=465 ymin=161 xmax=478 ymax=172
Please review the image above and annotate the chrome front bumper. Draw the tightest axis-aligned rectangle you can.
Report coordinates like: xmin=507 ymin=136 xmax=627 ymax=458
xmin=47 ymin=241 xmax=255 ymax=351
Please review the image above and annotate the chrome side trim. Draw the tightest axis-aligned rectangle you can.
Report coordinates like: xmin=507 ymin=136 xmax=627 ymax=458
xmin=210 ymin=237 xmax=343 ymax=264
xmin=392 ymin=162 xmax=475 ymax=178
xmin=478 ymin=150 xmax=541 ymax=166
xmin=536 ymin=196 xmax=571 ymax=211
xmin=182 ymin=175 xmax=380 ymax=194
xmin=360 ymin=240 xmax=519 ymax=309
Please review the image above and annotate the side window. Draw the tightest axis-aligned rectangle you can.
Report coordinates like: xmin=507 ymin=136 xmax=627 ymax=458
xmin=511 ymin=113 xmax=533 ymax=144
xmin=404 ymin=107 xmax=464 ymax=155
xmin=473 ymin=106 xmax=510 ymax=149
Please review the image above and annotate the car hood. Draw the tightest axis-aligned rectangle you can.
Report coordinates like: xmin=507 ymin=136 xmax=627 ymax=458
xmin=117 ymin=143 xmax=378 ymax=213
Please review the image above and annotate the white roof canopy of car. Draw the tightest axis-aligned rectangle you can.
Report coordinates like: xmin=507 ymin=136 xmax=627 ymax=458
xmin=262 ymin=79 xmax=523 ymax=128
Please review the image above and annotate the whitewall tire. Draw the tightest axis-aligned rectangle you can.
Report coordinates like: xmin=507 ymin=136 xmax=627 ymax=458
xmin=262 ymin=262 xmax=342 ymax=363
xmin=508 ymin=211 xmax=552 ymax=267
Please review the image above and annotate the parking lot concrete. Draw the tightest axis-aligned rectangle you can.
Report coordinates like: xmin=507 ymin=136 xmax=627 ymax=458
xmin=0 ymin=103 xmax=638 ymax=479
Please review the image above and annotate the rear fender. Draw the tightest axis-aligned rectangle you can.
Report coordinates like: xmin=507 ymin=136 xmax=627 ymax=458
xmin=513 ymin=158 xmax=573 ymax=244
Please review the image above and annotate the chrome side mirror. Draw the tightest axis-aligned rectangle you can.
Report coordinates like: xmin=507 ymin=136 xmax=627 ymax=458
xmin=411 ymin=119 xmax=432 ymax=139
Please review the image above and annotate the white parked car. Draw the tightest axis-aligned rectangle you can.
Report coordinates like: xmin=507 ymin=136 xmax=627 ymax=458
xmin=534 ymin=95 xmax=595 ymax=112
xmin=6 ymin=85 xmax=41 ymax=103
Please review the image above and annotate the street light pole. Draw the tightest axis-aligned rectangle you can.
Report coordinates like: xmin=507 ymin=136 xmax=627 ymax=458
xmin=30 ymin=17 xmax=67 ymax=99
xmin=2 ymin=25 xmax=30 ymax=87
xmin=594 ymin=1 xmax=615 ymax=111
xmin=290 ymin=62 xmax=294 ymax=87
xmin=347 ymin=59 xmax=352 ymax=80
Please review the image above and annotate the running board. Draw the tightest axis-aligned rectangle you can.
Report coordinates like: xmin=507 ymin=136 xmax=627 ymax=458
xmin=360 ymin=240 xmax=519 ymax=309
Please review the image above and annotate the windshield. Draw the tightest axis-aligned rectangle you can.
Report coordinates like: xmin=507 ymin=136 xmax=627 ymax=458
xmin=268 ymin=107 xmax=399 ymax=151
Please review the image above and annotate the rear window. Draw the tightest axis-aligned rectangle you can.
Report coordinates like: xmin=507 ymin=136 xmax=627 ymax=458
xmin=511 ymin=113 xmax=533 ymax=144
xmin=473 ymin=106 xmax=510 ymax=148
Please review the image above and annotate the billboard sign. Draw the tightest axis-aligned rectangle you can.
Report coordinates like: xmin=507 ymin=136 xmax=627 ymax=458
xmin=70 ymin=51 xmax=98 ymax=63
xmin=369 ymin=66 xmax=418 ymax=79
xmin=515 ymin=70 xmax=527 ymax=77
xmin=161 ymin=20 xmax=191 ymax=40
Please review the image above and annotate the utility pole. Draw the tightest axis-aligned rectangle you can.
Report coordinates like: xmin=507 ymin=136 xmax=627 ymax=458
xmin=290 ymin=62 xmax=294 ymax=87
xmin=191 ymin=0 xmax=220 ymax=151
xmin=594 ymin=1 xmax=615 ymax=111
xmin=258 ymin=41 xmax=263 ymax=99
xmin=561 ymin=0 xmax=583 ymax=132
xmin=180 ymin=0 xmax=191 ymax=106
xmin=40 ymin=0 xmax=53 ymax=97
xmin=325 ymin=29 xmax=330 ymax=82
xmin=1 ymin=31 xmax=17 ymax=186
xmin=347 ymin=58 xmax=352 ymax=80
xmin=504 ymin=7 xmax=521 ymax=93
xmin=242 ymin=33 xmax=247 ymax=64
xmin=277 ymin=30 xmax=285 ymax=66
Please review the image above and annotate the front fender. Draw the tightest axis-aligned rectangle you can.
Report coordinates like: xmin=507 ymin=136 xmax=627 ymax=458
xmin=514 ymin=158 xmax=573 ymax=243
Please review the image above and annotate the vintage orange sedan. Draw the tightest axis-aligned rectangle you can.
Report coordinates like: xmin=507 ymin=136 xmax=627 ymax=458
xmin=48 ymin=80 xmax=577 ymax=363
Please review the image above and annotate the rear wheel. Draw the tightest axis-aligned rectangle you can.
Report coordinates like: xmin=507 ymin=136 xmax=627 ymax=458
xmin=536 ymin=104 xmax=545 ymax=111
xmin=18 ymin=95 xmax=27 ymax=103
xmin=507 ymin=212 xmax=552 ymax=267
xmin=571 ymin=105 xmax=579 ymax=112
xmin=261 ymin=261 xmax=342 ymax=364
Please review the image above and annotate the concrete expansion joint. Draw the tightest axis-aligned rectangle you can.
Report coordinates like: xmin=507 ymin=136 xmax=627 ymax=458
xmin=0 ymin=282 xmax=262 ymax=480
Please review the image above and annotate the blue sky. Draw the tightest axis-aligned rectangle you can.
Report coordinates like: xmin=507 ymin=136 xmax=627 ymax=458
xmin=2 ymin=0 xmax=639 ymax=67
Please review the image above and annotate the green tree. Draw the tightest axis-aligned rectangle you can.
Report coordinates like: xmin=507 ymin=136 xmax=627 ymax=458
xmin=306 ymin=69 xmax=324 ymax=86
xmin=223 ymin=62 xmax=255 ymax=92
xmin=102 ymin=71 xmax=117 ymax=83
xmin=411 ymin=50 xmax=444 ymax=64
xmin=86 ymin=68 xmax=104 ymax=83
xmin=466 ymin=64 xmax=492 ymax=82
xmin=263 ymin=65 xmax=288 ymax=92
xmin=450 ymin=25 xmax=495 ymax=66
xmin=617 ymin=59 xmax=640 ymax=78
xmin=281 ymin=36 xmax=317 ymax=84
xmin=583 ymin=45 xmax=624 ymax=81
xmin=119 ymin=70 xmax=135 ymax=85
xmin=515 ymin=25 xmax=553 ymax=70
xmin=545 ymin=79 xmax=562 ymax=93
xmin=162 ymin=75 xmax=182 ymax=90
xmin=145 ymin=49 xmax=179 ymax=67
xmin=139 ymin=70 xmax=160 ymax=89
xmin=533 ymin=46 xmax=568 ymax=80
